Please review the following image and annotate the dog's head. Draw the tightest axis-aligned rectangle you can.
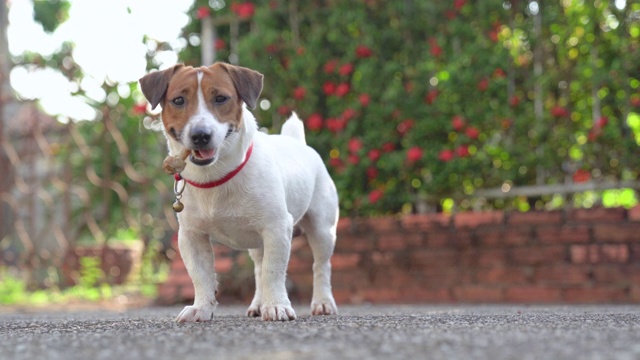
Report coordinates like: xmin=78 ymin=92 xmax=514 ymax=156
xmin=139 ymin=62 xmax=263 ymax=166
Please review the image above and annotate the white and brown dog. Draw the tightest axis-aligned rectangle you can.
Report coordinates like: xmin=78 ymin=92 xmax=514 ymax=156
xmin=139 ymin=62 xmax=339 ymax=322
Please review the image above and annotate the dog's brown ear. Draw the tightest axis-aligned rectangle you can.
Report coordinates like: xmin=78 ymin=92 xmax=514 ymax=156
xmin=217 ymin=63 xmax=263 ymax=109
xmin=139 ymin=64 xmax=184 ymax=110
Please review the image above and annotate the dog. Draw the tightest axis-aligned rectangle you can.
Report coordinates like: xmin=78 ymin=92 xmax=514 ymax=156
xmin=139 ymin=62 xmax=339 ymax=322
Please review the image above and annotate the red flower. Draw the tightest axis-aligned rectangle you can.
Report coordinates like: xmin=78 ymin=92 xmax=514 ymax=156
xmin=265 ymin=44 xmax=278 ymax=54
xmin=215 ymin=38 xmax=226 ymax=50
xmin=573 ymin=169 xmax=591 ymax=183
xmin=348 ymin=138 xmax=363 ymax=153
xmin=368 ymin=189 xmax=384 ymax=204
xmin=338 ymin=63 xmax=354 ymax=76
xmin=502 ymin=118 xmax=513 ymax=130
xmin=406 ymin=146 xmax=423 ymax=163
xmin=368 ymin=149 xmax=381 ymax=162
xmin=488 ymin=30 xmax=499 ymax=42
xmin=429 ymin=39 xmax=442 ymax=58
xmin=355 ymin=45 xmax=373 ymax=58
xmin=465 ymin=127 xmax=480 ymax=140
xmin=366 ymin=167 xmax=379 ymax=180
xmin=454 ymin=0 xmax=466 ymax=10
xmin=323 ymin=59 xmax=338 ymax=74
xmin=451 ymin=115 xmax=466 ymax=131
xmin=588 ymin=128 xmax=601 ymax=141
xmin=631 ymin=95 xmax=640 ymax=107
xmin=296 ymin=47 xmax=305 ymax=56
xmin=424 ymin=89 xmax=439 ymax=105
xmin=326 ymin=118 xmax=346 ymax=133
xmin=510 ymin=95 xmax=520 ymax=107
xmin=455 ymin=145 xmax=470 ymax=158
xmin=133 ymin=103 xmax=147 ymax=115
xmin=335 ymin=83 xmax=350 ymax=97
xmin=382 ymin=142 xmax=395 ymax=152
xmin=438 ymin=149 xmax=454 ymax=162
xmin=359 ymin=94 xmax=370 ymax=107
xmin=278 ymin=105 xmax=289 ymax=116
xmin=397 ymin=119 xmax=415 ymax=136
xmin=323 ymin=82 xmax=336 ymax=96
xmin=551 ymin=106 xmax=569 ymax=118
xmin=348 ymin=154 xmax=360 ymax=165
xmin=493 ymin=68 xmax=506 ymax=79
xmin=341 ymin=108 xmax=356 ymax=122
xmin=477 ymin=78 xmax=489 ymax=91
xmin=306 ymin=113 xmax=323 ymax=131
xmin=293 ymin=86 xmax=306 ymax=100
xmin=596 ymin=116 xmax=608 ymax=128
xmin=445 ymin=10 xmax=457 ymax=20
xmin=232 ymin=2 xmax=255 ymax=19
xmin=329 ymin=158 xmax=345 ymax=173
xmin=196 ymin=6 xmax=210 ymax=19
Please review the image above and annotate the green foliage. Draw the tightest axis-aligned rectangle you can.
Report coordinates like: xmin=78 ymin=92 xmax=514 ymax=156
xmin=177 ymin=0 xmax=640 ymax=215
xmin=32 ymin=0 xmax=70 ymax=33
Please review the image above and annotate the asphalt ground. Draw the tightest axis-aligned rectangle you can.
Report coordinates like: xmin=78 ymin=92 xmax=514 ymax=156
xmin=1 ymin=304 xmax=639 ymax=360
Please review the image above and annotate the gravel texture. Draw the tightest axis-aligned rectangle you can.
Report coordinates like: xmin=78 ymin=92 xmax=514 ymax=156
xmin=1 ymin=304 xmax=640 ymax=360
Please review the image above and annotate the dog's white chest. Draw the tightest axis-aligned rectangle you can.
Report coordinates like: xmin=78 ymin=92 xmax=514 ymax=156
xmin=190 ymin=215 xmax=263 ymax=249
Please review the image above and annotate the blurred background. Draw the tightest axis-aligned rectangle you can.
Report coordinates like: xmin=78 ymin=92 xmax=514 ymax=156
xmin=1 ymin=0 xmax=639 ymax=307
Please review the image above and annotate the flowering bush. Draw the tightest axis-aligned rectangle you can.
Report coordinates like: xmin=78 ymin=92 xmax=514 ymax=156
xmin=177 ymin=0 xmax=640 ymax=216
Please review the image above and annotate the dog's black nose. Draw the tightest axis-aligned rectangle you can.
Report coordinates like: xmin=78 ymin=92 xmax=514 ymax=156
xmin=191 ymin=128 xmax=212 ymax=146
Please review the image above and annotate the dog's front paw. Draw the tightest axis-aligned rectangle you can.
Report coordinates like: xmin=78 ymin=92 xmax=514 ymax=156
xmin=311 ymin=298 xmax=338 ymax=316
xmin=175 ymin=304 xmax=215 ymax=323
xmin=246 ymin=303 xmax=261 ymax=317
xmin=260 ymin=304 xmax=296 ymax=321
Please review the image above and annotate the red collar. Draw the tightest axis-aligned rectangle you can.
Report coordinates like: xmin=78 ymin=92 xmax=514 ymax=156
xmin=174 ymin=142 xmax=254 ymax=189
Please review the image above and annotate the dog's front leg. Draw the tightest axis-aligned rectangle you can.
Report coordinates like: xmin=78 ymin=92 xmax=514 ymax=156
xmin=246 ymin=248 xmax=263 ymax=317
xmin=259 ymin=221 xmax=297 ymax=321
xmin=175 ymin=229 xmax=218 ymax=322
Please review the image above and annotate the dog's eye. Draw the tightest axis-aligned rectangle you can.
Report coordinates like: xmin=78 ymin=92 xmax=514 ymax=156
xmin=172 ymin=97 xmax=185 ymax=106
xmin=214 ymin=95 xmax=228 ymax=105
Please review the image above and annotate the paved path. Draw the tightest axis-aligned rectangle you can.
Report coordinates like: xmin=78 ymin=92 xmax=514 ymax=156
xmin=1 ymin=304 xmax=639 ymax=359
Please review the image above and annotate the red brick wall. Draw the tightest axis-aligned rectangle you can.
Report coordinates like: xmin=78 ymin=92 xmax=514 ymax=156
xmin=156 ymin=206 xmax=640 ymax=305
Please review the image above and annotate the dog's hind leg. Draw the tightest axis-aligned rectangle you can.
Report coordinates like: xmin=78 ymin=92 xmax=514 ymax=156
xmin=246 ymin=248 xmax=263 ymax=317
xmin=299 ymin=212 xmax=339 ymax=316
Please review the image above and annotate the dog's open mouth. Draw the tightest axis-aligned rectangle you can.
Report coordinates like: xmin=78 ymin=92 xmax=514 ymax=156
xmin=190 ymin=149 xmax=216 ymax=166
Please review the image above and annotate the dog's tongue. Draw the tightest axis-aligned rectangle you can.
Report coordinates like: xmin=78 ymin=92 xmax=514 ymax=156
xmin=194 ymin=149 xmax=216 ymax=160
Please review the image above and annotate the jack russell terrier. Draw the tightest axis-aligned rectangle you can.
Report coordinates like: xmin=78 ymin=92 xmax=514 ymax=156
xmin=139 ymin=62 xmax=339 ymax=322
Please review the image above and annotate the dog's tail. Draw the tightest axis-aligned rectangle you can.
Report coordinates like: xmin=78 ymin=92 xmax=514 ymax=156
xmin=280 ymin=112 xmax=306 ymax=144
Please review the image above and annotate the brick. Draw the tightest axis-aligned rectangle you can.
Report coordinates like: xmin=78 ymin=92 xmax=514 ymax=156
xmin=563 ymin=286 xmax=628 ymax=303
xmin=401 ymin=213 xmax=451 ymax=230
xmin=378 ymin=233 xmax=422 ymax=251
xmin=593 ymin=224 xmax=640 ymax=242
xmin=425 ymin=232 xmax=451 ymax=248
xmin=449 ymin=231 xmax=475 ymax=249
xmin=372 ymin=268 xmax=414 ymax=288
xmin=411 ymin=269 xmax=472 ymax=287
xmin=505 ymin=286 xmax=562 ymax=303
xmin=569 ymin=207 xmax=626 ymax=223
xmin=571 ymin=244 xmax=629 ymax=264
xmin=475 ymin=228 xmax=531 ymax=247
xmin=178 ymin=284 xmax=195 ymax=301
xmin=632 ymin=244 xmax=640 ymax=262
xmin=368 ymin=217 xmax=401 ymax=233
xmin=335 ymin=235 xmax=376 ymax=252
xmin=370 ymin=251 xmax=396 ymax=266
xmin=629 ymin=206 xmax=640 ymax=222
xmin=508 ymin=211 xmax=564 ymax=225
xmin=454 ymin=211 xmax=504 ymax=228
xmin=476 ymin=266 xmax=530 ymax=284
xmin=601 ymin=244 xmax=629 ymax=262
xmin=536 ymin=225 xmax=590 ymax=244
xmin=534 ymin=265 xmax=590 ymax=285
xmin=288 ymin=257 xmax=311 ymax=272
xmin=476 ymin=249 xmax=508 ymax=268
xmin=214 ymin=257 xmax=234 ymax=273
xmin=410 ymin=249 xmax=458 ymax=270
xmin=630 ymin=286 xmax=640 ymax=303
xmin=400 ymin=286 xmax=452 ymax=303
xmin=336 ymin=218 xmax=353 ymax=233
xmin=361 ymin=287 xmax=405 ymax=303
xmin=331 ymin=253 xmax=361 ymax=270
xmin=592 ymin=265 xmax=630 ymax=284
xmin=453 ymin=285 xmax=504 ymax=302
xmin=156 ymin=284 xmax=179 ymax=305
xmin=510 ymin=246 xmax=566 ymax=265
